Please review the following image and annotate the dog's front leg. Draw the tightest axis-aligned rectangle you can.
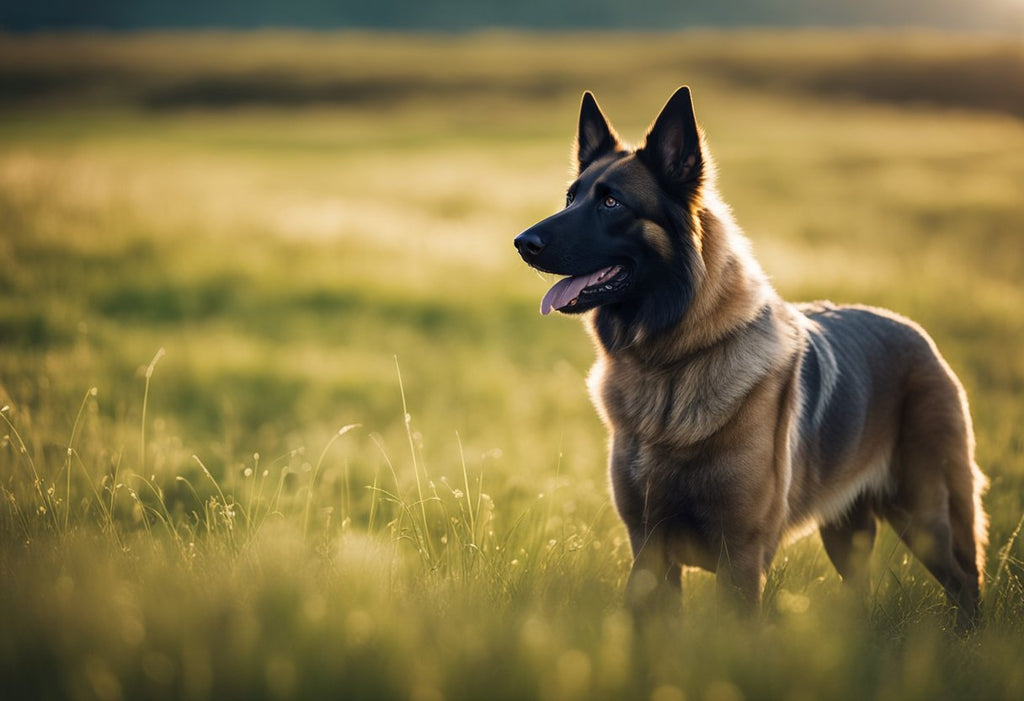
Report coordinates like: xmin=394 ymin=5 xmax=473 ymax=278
xmin=714 ymin=535 xmax=767 ymax=616
xmin=624 ymin=529 xmax=682 ymax=621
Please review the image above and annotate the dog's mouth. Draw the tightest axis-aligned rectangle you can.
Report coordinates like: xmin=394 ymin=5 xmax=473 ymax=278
xmin=540 ymin=265 xmax=630 ymax=315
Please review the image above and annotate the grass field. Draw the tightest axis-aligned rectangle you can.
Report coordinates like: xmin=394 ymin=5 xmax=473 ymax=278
xmin=1 ymin=30 xmax=1023 ymax=700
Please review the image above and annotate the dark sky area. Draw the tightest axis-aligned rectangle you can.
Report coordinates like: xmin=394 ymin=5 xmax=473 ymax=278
xmin=2 ymin=0 xmax=1022 ymax=31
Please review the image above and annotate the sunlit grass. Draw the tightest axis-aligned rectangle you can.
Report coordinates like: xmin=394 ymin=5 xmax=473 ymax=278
xmin=1 ymin=29 xmax=1023 ymax=700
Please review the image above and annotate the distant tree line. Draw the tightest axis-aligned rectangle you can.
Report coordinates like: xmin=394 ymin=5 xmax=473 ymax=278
xmin=1 ymin=0 xmax=1018 ymax=32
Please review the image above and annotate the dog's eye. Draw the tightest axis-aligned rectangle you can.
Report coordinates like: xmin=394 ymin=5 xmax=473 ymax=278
xmin=602 ymin=195 xmax=620 ymax=209
xmin=565 ymin=191 xmax=575 ymax=207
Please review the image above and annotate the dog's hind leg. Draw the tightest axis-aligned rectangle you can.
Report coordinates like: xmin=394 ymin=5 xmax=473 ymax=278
xmin=819 ymin=494 xmax=877 ymax=590
xmin=886 ymin=497 xmax=979 ymax=629
xmin=887 ymin=373 xmax=987 ymax=629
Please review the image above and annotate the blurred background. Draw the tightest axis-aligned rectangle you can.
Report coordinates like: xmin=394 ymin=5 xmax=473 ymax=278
xmin=3 ymin=0 xmax=1023 ymax=30
xmin=3 ymin=0 xmax=1021 ymax=483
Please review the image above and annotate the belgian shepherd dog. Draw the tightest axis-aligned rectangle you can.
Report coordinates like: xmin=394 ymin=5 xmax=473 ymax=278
xmin=514 ymin=87 xmax=988 ymax=628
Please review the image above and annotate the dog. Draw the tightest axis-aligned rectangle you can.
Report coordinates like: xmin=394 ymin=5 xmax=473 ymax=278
xmin=514 ymin=87 xmax=988 ymax=628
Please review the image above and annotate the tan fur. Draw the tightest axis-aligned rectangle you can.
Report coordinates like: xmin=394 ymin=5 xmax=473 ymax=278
xmin=641 ymin=221 xmax=675 ymax=262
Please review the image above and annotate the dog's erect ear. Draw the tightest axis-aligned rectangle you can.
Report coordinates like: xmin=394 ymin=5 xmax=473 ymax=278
xmin=575 ymin=91 xmax=621 ymax=175
xmin=638 ymin=86 xmax=703 ymax=193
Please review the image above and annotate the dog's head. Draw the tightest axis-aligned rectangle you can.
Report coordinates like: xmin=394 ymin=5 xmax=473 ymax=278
xmin=514 ymin=87 xmax=709 ymax=351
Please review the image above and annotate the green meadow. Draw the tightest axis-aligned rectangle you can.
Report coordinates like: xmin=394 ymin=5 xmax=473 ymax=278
xmin=1 ymin=31 xmax=1023 ymax=700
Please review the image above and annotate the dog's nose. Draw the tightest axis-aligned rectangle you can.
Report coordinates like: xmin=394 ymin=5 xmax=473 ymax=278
xmin=514 ymin=231 xmax=546 ymax=257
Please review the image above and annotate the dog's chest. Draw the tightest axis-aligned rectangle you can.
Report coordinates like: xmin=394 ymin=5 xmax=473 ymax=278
xmin=587 ymin=308 xmax=793 ymax=450
xmin=587 ymin=356 xmax=736 ymax=448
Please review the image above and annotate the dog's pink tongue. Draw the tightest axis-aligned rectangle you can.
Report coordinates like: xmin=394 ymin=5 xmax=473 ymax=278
xmin=540 ymin=267 xmax=615 ymax=315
